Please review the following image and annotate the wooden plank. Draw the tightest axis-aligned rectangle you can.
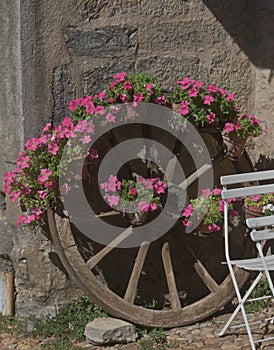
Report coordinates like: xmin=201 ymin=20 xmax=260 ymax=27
xmin=193 ymin=259 xmax=219 ymax=293
xmin=187 ymin=247 xmax=219 ymax=293
xmin=86 ymin=226 xmax=134 ymax=269
xmin=161 ymin=242 xmax=181 ymax=310
xmin=96 ymin=210 xmax=121 ymax=218
xmin=124 ymin=242 xmax=151 ymax=303
xmin=221 ymin=170 xmax=274 ymax=186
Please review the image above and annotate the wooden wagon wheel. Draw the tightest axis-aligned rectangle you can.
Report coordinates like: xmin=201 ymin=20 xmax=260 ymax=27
xmin=48 ymin=121 xmax=255 ymax=328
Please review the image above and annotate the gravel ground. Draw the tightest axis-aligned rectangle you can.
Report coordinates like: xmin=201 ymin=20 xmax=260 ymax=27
xmin=1 ymin=308 xmax=274 ymax=349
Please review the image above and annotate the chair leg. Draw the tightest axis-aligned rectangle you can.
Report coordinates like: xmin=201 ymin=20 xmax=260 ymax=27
xmin=218 ymin=272 xmax=262 ymax=341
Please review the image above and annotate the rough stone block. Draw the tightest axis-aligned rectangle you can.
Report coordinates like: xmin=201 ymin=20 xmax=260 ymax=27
xmin=65 ymin=26 xmax=137 ymax=57
xmin=84 ymin=317 xmax=138 ymax=344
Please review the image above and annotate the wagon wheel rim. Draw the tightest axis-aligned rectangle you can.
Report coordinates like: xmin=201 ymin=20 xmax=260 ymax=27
xmin=48 ymin=138 xmax=254 ymax=328
xmin=48 ymin=207 xmax=250 ymax=328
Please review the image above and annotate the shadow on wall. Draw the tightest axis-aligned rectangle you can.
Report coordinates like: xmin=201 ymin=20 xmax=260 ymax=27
xmin=202 ymin=0 xmax=274 ymax=69
xmin=255 ymin=155 xmax=274 ymax=171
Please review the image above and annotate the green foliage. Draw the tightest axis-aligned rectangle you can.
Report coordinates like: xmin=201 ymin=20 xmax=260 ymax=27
xmin=28 ymin=296 xmax=108 ymax=341
xmin=139 ymin=328 xmax=168 ymax=350
xmin=245 ymin=279 xmax=271 ymax=313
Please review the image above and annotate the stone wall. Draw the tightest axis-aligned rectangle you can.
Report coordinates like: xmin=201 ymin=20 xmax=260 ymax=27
xmin=0 ymin=0 xmax=274 ymax=316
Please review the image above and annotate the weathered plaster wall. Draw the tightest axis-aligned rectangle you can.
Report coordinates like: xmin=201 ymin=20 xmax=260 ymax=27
xmin=0 ymin=0 xmax=273 ymax=316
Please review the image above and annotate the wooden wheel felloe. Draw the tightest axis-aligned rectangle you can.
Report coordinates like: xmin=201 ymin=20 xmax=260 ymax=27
xmin=47 ymin=124 xmax=255 ymax=328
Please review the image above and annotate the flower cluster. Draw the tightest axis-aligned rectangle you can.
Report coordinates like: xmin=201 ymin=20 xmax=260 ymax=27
xmin=4 ymin=117 xmax=95 ymax=226
xmin=181 ymin=188 xmax=237 ymax=233
xmin=3 ymin=71 xmax=268 ymax=228
xmin=100 ymin=175 xmax=167 ymax=214
xmin=244 ymin=193 xmax=274 ymax=216
xmin=222 ymin=114 xmax=268 ymax=139
xmin=106 ymin=72 xmax=165 ymax=106
xmin=170 ymin=77 xmax=238 ymax=128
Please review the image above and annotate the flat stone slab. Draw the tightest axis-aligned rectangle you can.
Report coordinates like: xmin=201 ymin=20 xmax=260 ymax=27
xmin=84 ymin=317 xmax=138 ymax=345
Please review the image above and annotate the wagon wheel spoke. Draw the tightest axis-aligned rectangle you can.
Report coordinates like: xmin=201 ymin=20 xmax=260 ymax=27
xmin=187 ymin=246 xmax=219 ymax=293
xmin=161 ymin=242 xmax=181 ymax=310
xmin=124 ymin=241 xmax=151 ymax=303
xmin=86 ymin=226 xmax=134 ymax=269
xmin=96 ymin=210 xmax=121 ymax=218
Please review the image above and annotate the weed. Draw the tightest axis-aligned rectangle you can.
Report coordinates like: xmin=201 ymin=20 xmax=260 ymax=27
xmin=139 ymin=328 xmax=168 ymax=350
xmin=28 ymin=295 xmax=108 ymax=341
xmin=244 ymin=279 xmax=271 ymax=313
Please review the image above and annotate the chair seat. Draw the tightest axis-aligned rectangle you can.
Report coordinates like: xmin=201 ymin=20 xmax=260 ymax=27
xmin=230 ymin=254 xmax=274 ymax=271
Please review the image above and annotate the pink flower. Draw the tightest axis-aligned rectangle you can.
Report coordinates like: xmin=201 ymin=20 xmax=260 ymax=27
xmin=89 ymin=148 xmax=99 ymax=159
xmin=38 ymin=190 xmax=48 ymax=199
xmin=129 ymin=188 xmax=137 ymax=195
xmin=68 ymin=99 xmax=80 ymax=111
xmin=182 ymin=204 xmax=194 ymax=218
xmin=123 ymin=81 xmax=132 ymax=90
xmin=4 ymin=171 xmax=16 ymax=185
xmin=188 ymin=87 xmax=198 ymax=97
xmin=145 ymin=84 xmax=154 ymax=94
xmin=113 ymin=72 xmax=126 ymax=82
xmin=119 ymin=94 xmax=128 ymax=102
xmin=182 ymin=219 xmax=190 ymax=227
xmin=95 ymin=91 xmax=105 ymax=100
xmin=10 ymin=191 xmax=21 ymax=203
xmin=203 ymin=95 xmax=215 ymax=105
xmin=155 ymin=96 xmax=165 ymax=104
xmin=213 ymin=188 xmax=222 ymax=196
xmin=80 ymin=135 xmax=91 ymax=144
xmin=95 ymin=106 xmax=105 ymax=115
xmin=109 ymin=81 xmax=117 ymax=90
xmin=206 ymin=112 xmax=216 ymax=124
xmin=223 ymin=122 xmax=234 ymax=134
xmin=133 ymin=93 xmax=144 ymax=107
xmin=44 ymin=180 xmax=56 ymax=190
xmin=207 ymin=84 xmax=218 ymax=93
xmin=251 ymin=195 xmax=261 ymax=202
xmin=178 ymin=100 xmax=189 ymax=115
xmin=48 ymin=142 xmax=59 ymax=155
xmin=41 ymin=123 xmax=52 ymax=134
xmin=175 ymin=77 xmax=191 ymax=90
xmin=201 ymin=188 xmax=212 ymax=198
xmin=86 ymin=102 xmax=95 ymax=115
xmin=138 ymin=201 xmax=150 ymax=212
xmin=264 ymin=126 xmax=269 ymax=134
xmin=150 ymin=203 xmax=158 ymax=211
xmin=235 ymin=122 xmax=242 ymax=131
xmin=218 ymin=200 xmax=224 ymax=212
xmin=208 ymin=223 xmax=221 ymax=232
xmin=226 ymin=93 xmax=235 ymax=102
xmin=105 ymin=194 xmax=120 ymax=207
xmin=105 ymin=113 xmax=116 ymax=123
xmin=24 ymin=138 xmax=40 ymax=151
xmin=194 ymin=81 xmax=203 ymax=89
xmin=154 ymin=181 xmax=167 ymax=194
xmin=218 ymin=88 xmax=227 ymax=95
xmin=16 ymin=155 xmax=30 ymax=169
xmin=21 ymin=184 xmax=31 ymax=195
xmin=38 ymin=169 xmax=52 ymax=183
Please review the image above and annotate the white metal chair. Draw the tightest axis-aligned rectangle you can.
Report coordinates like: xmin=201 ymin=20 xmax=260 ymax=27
xmin=218 ymin=169 xmax=274 ymax=349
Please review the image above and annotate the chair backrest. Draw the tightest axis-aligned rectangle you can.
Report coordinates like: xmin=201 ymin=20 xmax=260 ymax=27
xmin=220 ymin=170 xmax=274 ymax=200
xmin=221 ymin=170 xmax=274 ymax=244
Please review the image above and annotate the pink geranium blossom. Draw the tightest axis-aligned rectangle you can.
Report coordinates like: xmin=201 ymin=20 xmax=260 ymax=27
xmin=206 ymin=112 xmax=216 ymax=124
xmin=124 ymin=81 xmax=132 ymax=90
xmin=178 ymin=100 xmax=189 ymax=115
xmin=182 ymin=204 xmax=194 ymax=218
xmin=203 ymin=95 xmax=215 ymax=105
xmin=223 ymin=122 xmax=234 ymax=134
xmin=38 ymin=169 xmax=52 ymax=183
xmin=201 ymin=188 xmax=212 ymax=198
xmin=208 ymin=223 xmax=221 ymax=232
xmin=138 ymin=201 xmax=150 ymax=212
